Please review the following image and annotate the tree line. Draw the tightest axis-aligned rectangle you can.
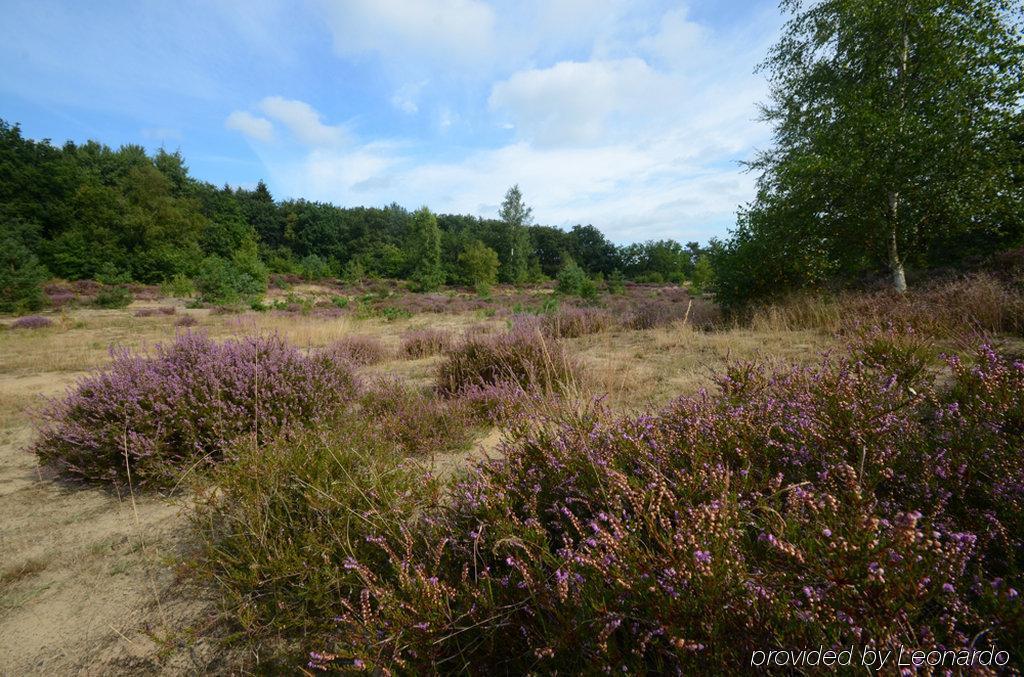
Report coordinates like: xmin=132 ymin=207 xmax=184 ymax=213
xmin=0 ymin=119 xmax=711 ymax=311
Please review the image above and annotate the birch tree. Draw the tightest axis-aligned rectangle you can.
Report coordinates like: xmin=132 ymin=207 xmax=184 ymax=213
xmin=750 ymin=0 xmax=1023 ymax=292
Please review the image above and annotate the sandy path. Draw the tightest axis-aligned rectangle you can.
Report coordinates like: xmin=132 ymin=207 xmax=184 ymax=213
xmin=0 ymin=374 xmax=216 ymax=675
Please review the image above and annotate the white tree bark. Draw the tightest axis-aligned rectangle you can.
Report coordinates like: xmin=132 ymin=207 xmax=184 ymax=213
xmin=887 ymin=191 xmax=907 ymax=293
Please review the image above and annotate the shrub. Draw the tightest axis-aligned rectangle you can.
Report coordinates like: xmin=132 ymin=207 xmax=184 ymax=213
xmin=436 ymin=326 xmax=579 ymax=396
xmin=320 ymin=335 xmax=389 ymax=366
xmin=360 ymin=378 xmax=476 ymax=457
xmin=133 ymin=306 xmax=176 ymax=318
xmin=32 ymin=333 xmax=357 ymax=486
xmin=556 ymin=259 xmax=597 ymax=299
xmin=161 ymin=273 xmax=195 ymax=298
xmin=92 ymin=285 xmax=133 ymax=309
xmin=400 ymin=328 xmax=453 ymax=358
xmin=606 ymin=268 xmax=626 ymax=295
xmin=298 ymin=254 xmax=332 ymax=281
xmin=189 ymin=423 xmax=442 ymax=659
xmin=690 ymin=254 xmax=713 ymax=293
xmin=0 ymin=231 xmax=48 ymax=313
xmin=175 ymin=315 xmax=198 ymax=327
xmin=11 ymin=315 xmax=53 ymax=329
xmin=459 ymin=240 xmax=500 ymax=289
xmin=307 ymin=336 xmax=1024 ymax=672
xmin=195 ymin=252 xmax=268 ymax=304
xmin=541 ymin=306 xmax=616 ymax=338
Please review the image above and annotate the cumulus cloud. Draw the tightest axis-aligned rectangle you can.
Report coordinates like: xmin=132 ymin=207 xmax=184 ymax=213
xmin=237 ymin=2 xmax=784 ymax=243
xmin=318 ymin=0 xmax=496 ymax=68
xmin=225 ymin=110 xmax=274 ymax=142
xmin=488 ymin=58 xmax=671 ymax=147
xmin=258 ymin=96 xmax=346 ymax=146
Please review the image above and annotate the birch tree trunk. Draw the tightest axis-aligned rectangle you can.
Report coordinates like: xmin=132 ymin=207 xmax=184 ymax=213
xmin=887 ymin=190 xmax=907 ymax=293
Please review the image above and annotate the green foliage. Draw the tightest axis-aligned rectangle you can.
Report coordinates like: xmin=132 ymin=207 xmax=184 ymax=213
xmin=330 ymin=295 xmax=349 ymax=310
xmin=407 ymin=207 xmax=444 ymax=291
xmin=556 ymin=258 xmax=598 ymax=299
xmin=341 ymin=259 xmax=366 ymax=285
xmin=724 ymin=0 xmax=1024 ymax=299
xmin=607 ymin=268 xmax=626 ymax=295
xmin=298 ymin=254 xmax=331 ymax=281
xmin=161 ymin=273 xmax=195 ymax=298
xmin=499 ymin=185 xmax=533 ymax=284
xmin=93 ymin=285 xmax=132 ymax=309
xmin=194 ymin=249 xmax=267 ymax=304
xmin=0 ymin=117 xmax=719 ymax=294
xmin=689 ymin=254 xmax=713 ymax=294
xmin=95 ymin=262 xmax=130 ymax=285
xmin=0 ymin=228 xmax=49 ymax=313
xmin=458 ymin=239 xmax=499 ymax=289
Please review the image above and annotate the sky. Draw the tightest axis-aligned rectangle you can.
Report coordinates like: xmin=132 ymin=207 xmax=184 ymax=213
xmin=0 ymin=0 xmax=785 ymax=245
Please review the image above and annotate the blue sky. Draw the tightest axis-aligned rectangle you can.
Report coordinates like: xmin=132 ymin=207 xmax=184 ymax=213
xmin=0 ymin=0 xmax=785 ymax=244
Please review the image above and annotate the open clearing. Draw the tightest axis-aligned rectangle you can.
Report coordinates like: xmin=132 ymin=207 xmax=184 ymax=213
xmin=0 ymin=283 xmax=838 ymax=673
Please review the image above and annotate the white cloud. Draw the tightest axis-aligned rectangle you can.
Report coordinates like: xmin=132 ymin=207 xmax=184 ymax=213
xmin=488 ymin=58 xmax=671 ymax=147
xmin=318 ymin=0 xmax=496 ymax=68
xmin=246 ymin=3 xmax=784 ymax=243
xmin=638 ymin=7 xmax=706 ymax=67
xmin=390 ymin=81 xmax=427 ymax=114
xmin=225 ymin=110 xmax=274 ymax=142
xmin=259 ymin=96 xmax=346 ymax=146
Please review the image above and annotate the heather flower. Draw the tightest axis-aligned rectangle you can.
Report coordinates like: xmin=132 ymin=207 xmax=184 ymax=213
xmin=33 ymin=332 xmax=358 ymax=485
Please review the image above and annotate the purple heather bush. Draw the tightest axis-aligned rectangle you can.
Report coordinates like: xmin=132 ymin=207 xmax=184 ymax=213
xmin=134 ymin=306 xmax=177 ymax=317
xmin=540 ymin=305 xmax=616 ymax=338
xmin=191 ymin=329 xmax=1024 ymax=672
xmin=11 ymin=315 xmax=53 ymax=329
xmin=174 ymin=314 xmax=198 ymax=327
xmin=436 ymin=325 xmax=579 ymax=397
xmin=359 ymin=377 xmax=476 ymax=457
xmin=32 ymin=332 xmax=357 ymax=486
xmin=399 ymin=328 xmax=453 ymax=359
xmin=319 ymin=334 xmax=389 ymax=367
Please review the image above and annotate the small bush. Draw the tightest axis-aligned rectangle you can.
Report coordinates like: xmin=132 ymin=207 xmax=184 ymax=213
xmin=320 ymin=335 xmax=389 ymax=366
xmin=133 ymin=306 xmax=176 ymax=318
xmin=11 ymin=315 xmax=53 ymax=330
xmin=400 ymin=328 xmax=453 ymax=358
xmin=93 ymin=285 xmax=133 ymax=309
xmin=626 ymin=299 xmax=687 ymax=329
xmin=175 ymin=315 xmax=198 ymax=327
xmin=189 ymin=423 xmax=442 ymax=658
xmin=0 ymin=231 xmax=48 ymax=313
xmin=606 ymin=269 xmax=626 ymax=295
xmin=436 ymin=326 xmax=579 ymax=396
xmin=541 ymin=306 xmax=616 ymax=338
xmin=33 ymin=333 xmax=357 ymax=486
xmin=556 ymin=259 xmax=597 ymax=299
xmin=160 ymin=273 xmax=195 ymax=298
xmin=360 ymin=378 xmax=476 ymax=457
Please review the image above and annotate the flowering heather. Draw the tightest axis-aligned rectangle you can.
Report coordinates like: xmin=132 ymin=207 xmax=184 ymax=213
xmin=174 ymin=315 xmax=198 ymax=327
xmin=272 ymin=334 xmax=1020 ymax=672
xmin=10 ymin=315 xmax=53 ymax=329
xmin=32 ymin=332 xmax=357 ymax=486
xmin=360 ymin=378 xmax=476 ymax=457
xmin=133 ymin=306 xmax=177 ymax=317
xmin=540 ymin=305 xmax=616 ymax=338
xmin=319 ymin=334 xmax=390 ymax=366
xmin=399 ymin=328 xmax=453 ymax=358
xmin=436 ymin=325 xmax=579 ymax=397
